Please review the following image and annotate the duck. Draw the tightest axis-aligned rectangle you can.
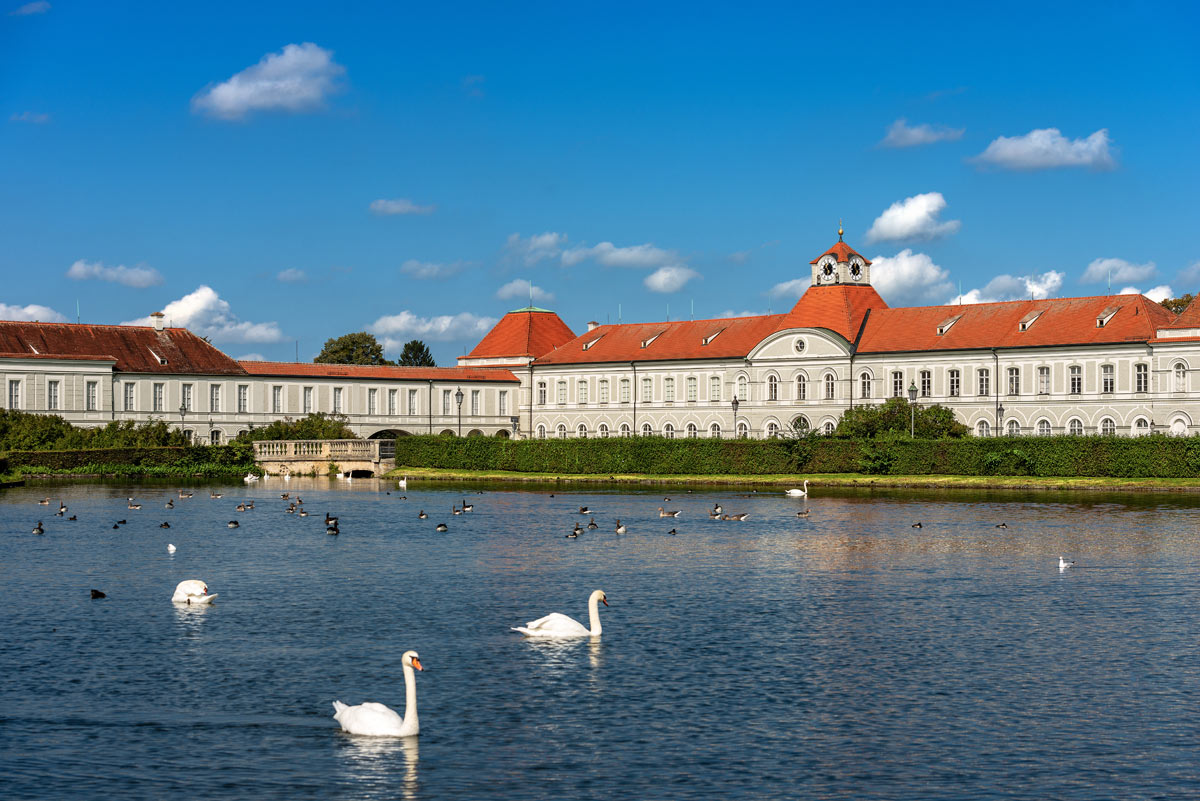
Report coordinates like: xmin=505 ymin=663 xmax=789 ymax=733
xmin=578 ymin=506 xmax=594 ymax=515
xmin=668 ymin=528 xmax=678 ymax=536
xmin=298 ymin=509 xmax=308 ymax=517
xmin=1059 ymin=556 xmax=1075 ymax=570
xmin=115 ymin=519 xmax=127 ymax=526
xmin=159 ymin=522 xmax=171 ymax=529
xmin=332 ymin=650 xmax=423 ymax=737
xmin=785 ymin=480 xmax=810 ymax=498
xmin=245 ymin=501 xmax=255 ymax=510
xmin=418 ymin=511 xmax=427 ymax=520
xmin=90 ymin=589 xmax=106 ymax=599
xmin=657 ymin=507 xmax=681 ymax=518
xmin=172 ymin=579 xmax=217 ymax=605
xmin=286 ymin=505 xmax=296 ymax=514
xmin=708 ymin=509 xmax=721 ymax=519
xmin=127 ymin=499 xmax=142 ymax=510
xmin=165 ymin=499 xmax=174 ymax=509
xmin=435 ymin=523 xmax=448 ymax=532
xmin=58 ymin=501 xmax=68 ymax=514
xmin=281 ymin=493 xmax=290 ymax=500
xmin=295 ymin=497 xmax=303 ymax=504
xmin=326 ymin=524 xmax=339 ymax=536
xmin=32 ymin=521 xmax=44 ymax=535
xmin=513 ymin=590 xmax=608 ymax=638
xmin=995 ymin=522 xmax=1008 ymax=529
xmin=236 ymin=503 xmax=247 ymax=512
xmin=796 ymin=509 xmax=810 ymax=518
xmin=712 ymin=503 xmax=723 ymax=515
xmin=54 ymin=507 xmax=64 ymax=517
xmin=912 ymin=522 xmax=923 ymax=529
xmin=227 ymin=520 xmax=239 ymax=529
xmin=571 ymin=522 xmax=584 ymax=537
xmin=167 ymin=543 xmax=177 ymax=553
xmin=565 ymin=529 xmax=579 ymax=539
xmin=67 ymin=515 xmax=76 ymax=521
xmin=587 ymin=517 xmax=598 ymax=530
xmin=615 ymin=520 xmax=627 ymax=534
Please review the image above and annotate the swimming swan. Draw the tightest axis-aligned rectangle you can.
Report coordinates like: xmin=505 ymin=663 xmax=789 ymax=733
xmin=172 ymin=579 xmax=217 ymax=605
xmin=785 ymin=480 xmax=810 ymax=498
xmin=513 ymin=590 xmax=608 ymax=638
xmin=333 ymin=650 xmax=424 ymax=737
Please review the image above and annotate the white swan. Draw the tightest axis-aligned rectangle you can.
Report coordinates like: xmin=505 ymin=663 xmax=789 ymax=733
xmin=397 ymin=476 xmax=407 ymax=491
xmin=513 ymin=590 xmax=608 ymax=638
xmin=333 ymin=651 xmax=424 ymax=737
xmin=243 ymin=473 xmax=258 ymax=483
xmin=167 ymin=543 xmax=177 ymax=553
xmin=785 ymin=480 xmax=810 ymax=498
xmin=172 ymin=579 xmax=217 ymax=604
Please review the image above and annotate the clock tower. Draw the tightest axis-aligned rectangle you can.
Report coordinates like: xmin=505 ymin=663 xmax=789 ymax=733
xmin=809 ymin=224 xmax=871 ymax=286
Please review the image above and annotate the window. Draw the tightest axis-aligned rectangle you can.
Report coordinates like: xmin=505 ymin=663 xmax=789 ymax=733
xmin=1134 ymin=417 xmax=1149 ymax=435
xmin=687 ymin=376 xmax=697 ymax=402
xmin=796 ymin=374 xmax=807 ymax=401
xmin=1008 ymin=367 xmax=1020 ymax=396
xmin=537 ymin=382 xmax=547 ymax=405
xmin=407 ymin=389 xmax=419 ymax=415
xmin=948 ymin=370 xmax=960 ymax=397
xmin=823 ymin=421 xmax=835 ymax=435
xmin=892 ymin=371 xmax=904 ymax=398
xmin=85 ymin=381 xmax=98 ymax=411
xmin=153 ymin=383 xmax=164 ymax=412
xmin=767 ymin=375 xmax=778 ymax=401
xmin=7 ymin=380 xmax=19 ymax=410
xmin=599 ymin=422 xmax=609 ymax=438
xmin=210 ymin=384 xmax=221 ymax=413
xmin=920 ymin=370 xmax=931 ymax=398
xmin=710 ymin=423 xmax=721 ymax=438
xmin=1068 ymin=418 xmax=1084 ymax=435
xmin=1006 ymin=419 xmax=1020 ymax=436
xmin=737 ymin=376 xmax=747 ymax=401
xmin=977 ymin=420 xmax=991 ymax=437
xmin=578 ymin=381 xmax=589 ymax=404
xmin=122 ymin=382 xmax=133 ymax=412
xmin=664 ymin=378 xmax=675 ymax=402
xmin=664 ymin=423 xmax=675 ymax=439
xmin=1135 ymin=363 xmax=1149 ymax=393
xmin=1037 ymin=419 xmax=1052 ymax=436
xmin=183 ymin=429 xmax=193 ymax=443
xmin=388 ymin=389 xmax=397 ymax=416
xmin=1069 ymin=366 xmax=1082 ymax=395
xmin=642 ymin=378 xmax=652 ymax=403
xmin=471 ymin=390 xmax=480 ymax=415
xmin=557 ymin=382 xmax=567 ymax=404
xmin=687 ymin=422 xmax=698 ymax=438
xmin=710 ymin=376 xmax=720 ymax=401
xmin=1101 ymin=417 xmax=1116 ymax=435
xmin=860 ymin=372 xmax=872 ymax=399
xmin=368 ymin=388 xmax=378 ymax=415
xmin=737 ymin=421 xmax=749 ymax=438
xmin=642 ymin=423 xmax=653 ymax=436
xmin=50 ymin=380 xmax=61 ymax=411
xmin=977 ymin=369 xmax=990 ymax=396
xmin=577 ymin=423 xmax=587 ymax=438
xmin=824 ymin=373 xmax=836 ymax=400
xmin=272 ymin=386 xmax=283 ymax=414
xmin=237 ymin=384 xmax=248 ymax=413
xmin=620 ymin=379 xmax=631 ymax=403
xmin=1175 ymin=363 xmax=1187 ymax=392
xmin=443 ymin=390 xmax=451 ymax=415
xmin=794 ymin=415 xmax=810 ymax=433
xmin=333 ymin=387 xmax=343 ymax=414
xmin=557 ymin=424 xmax=568 ymax=439
xmin=599 ymin=380 xmax=610 ymax=403
xmin=210 ymin=429 xmax=221 ymax=445
xmin=766 ymin=421 xmax=780 ymax=437
xmin=498 ymin=391 xmax=507 ymax=416
xmin=1038 ymin=366 xmax=1050 ymax=395
xmin=182 ymin=384 xmax=193 ymax=412
xmin=536 ymin=424 xmax=546 ymax=439
xmin=620 ymin=423 xmax=631 ymax=437
xmin=1102 ymin=365 xmax=1114 ymax=394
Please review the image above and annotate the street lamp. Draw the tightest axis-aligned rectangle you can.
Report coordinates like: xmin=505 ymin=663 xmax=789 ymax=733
xmin=731 ymin=396 xmax=740 ymax=439
xmin=455 ymin=386 xmax=464 ymax=436
xmin=907 ymin=381 xmax=918 ymax=438
xmin=179 ymin=402 xmax=187 ymax=440
xmin=997 ymin=403 xmax=1005 ymax=436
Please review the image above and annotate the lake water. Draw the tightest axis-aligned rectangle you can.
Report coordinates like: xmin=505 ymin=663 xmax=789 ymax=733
xmin=3 ymin=478 xmax=1200 ymax=800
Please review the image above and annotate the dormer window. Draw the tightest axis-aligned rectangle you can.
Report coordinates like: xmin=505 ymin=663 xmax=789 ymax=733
xmin=29 ymin=345 xmax=39 ymax=354
xmin=640 ymin=331 xmax=664 ymax=349
xmin=582 ymin=336 xmax=603 ymax=351
xmin=936 ymin=314 xmax=963 ymax=336
xmin=701 ymin=328 xmax=725 ymax=346
xmin=1096 ymin=307 xmax=1118 ymax=328
xmin=148 ymin=348 xmax=168 ymax=365
xmin=1019 ymin=309 xmax=1045 ymax=332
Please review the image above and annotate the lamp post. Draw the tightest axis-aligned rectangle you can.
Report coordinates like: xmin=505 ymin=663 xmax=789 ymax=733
xmin=997 ymin=403 xmax=1005 ymax=436
xmin=455 ymin=386 xmax=464 ymax=436
xmin=907 ymin=381 xmax=917 ymax=438
xmin=731 ymin=396 xmax=740 ymax=439
xmin=179 ymin=402 xmax=187 ymax=440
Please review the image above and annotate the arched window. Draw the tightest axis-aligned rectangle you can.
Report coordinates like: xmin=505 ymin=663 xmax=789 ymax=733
xmin=1006 ymin=419 xmax=1020 ymax=436
xmin=860 ymin=372 xmax=872 ymax=399
xmin=619 ymin=423 xmax=631 ymax=437
xmin=210 ymin=429 xmax=222 ymax=445
xmin=686 ymin=376 xmax=698 ymax=402
xmin=767 ymin=375 xmax=779 ymax=401
xmin=737 ymin=421 xmax=750 ymax=438
xmin=556 ymin=423 xmax=567 ymax=438
xmin=824 ymin=373 xmax=836 ymax=400
xmin=183 ymin=429 xmax=193 ymax=443
xmin=766 ymin=421 xmax=780 ymax=437
xmin=736 ymin=376 xmax=748 ymax=401
xmin=1100 ymin=417 xmax=1116 ymax=435
xmin=1134 ymin=417 xmax=1150 ymax=435
xmin=578 ymin=381 xmax=589 ymax=404
xmin=1036 ymin=419 xmax=1051 ymax=436
xmin=598 ymin=422 xmax=609 ymax=438
xmin=1175 ymin=362 xmax=1187 ymax=392
xmin=536 ymin=424 xmax=547 ymax=439
xmin=1068 ymin=418 xmax=1084 ymax=435
xmin=663 ymin=423 xmax=675 ymax=439
xmin=642 ymin=423 xmax=653 ymax=436
xmin=793 ymin=415 xmax=810 ymax=433
xmin=822 ymin=420 xmax=835 ymax=435
xmin=796 ymin=374 xmax=807 ymax=401
xmin=709 ymin=422 xmax=721 ymax=438
xmin=687 ymin=422 xmax=698 ymax=438
xmin=976 ymin=420 xmax=990 ymax=437
xmin=577 ymin=423 xmax=588 ymax=438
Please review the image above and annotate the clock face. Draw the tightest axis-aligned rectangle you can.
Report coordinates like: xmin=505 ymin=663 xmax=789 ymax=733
xmin=850 ymin=262 xmax=862 ymax=280
xmin=822 ymin=261 xmax=834 ymax=278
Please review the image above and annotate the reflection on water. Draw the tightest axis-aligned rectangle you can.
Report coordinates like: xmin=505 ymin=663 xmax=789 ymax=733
xmin=337 ymin=734 xmax=418 ymax=801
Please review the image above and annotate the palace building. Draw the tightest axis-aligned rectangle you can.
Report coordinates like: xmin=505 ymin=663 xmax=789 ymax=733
xmin=3 ymin=234 xmax=1198 ymax=441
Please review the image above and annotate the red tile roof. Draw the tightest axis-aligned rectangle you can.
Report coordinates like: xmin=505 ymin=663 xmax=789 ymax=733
xmin=856 ymin=293 xmax=1175 ymax=353
xmin=239 ymin=361 xmax=519 ymax=382
xmin=780 ymin=284 xmax=888 ymax=341
xmin=464 ymin=308 xmax=576 ymax=360
xmin=533 ymin=314 xmax=787 ymax=365
xmin=809 ymin=240 xmax=871 ymax=265
xmin=0 ymin=321 xmax=246 ymax=374
xmin=1161 ymin=296 xmax=1199 ymax=329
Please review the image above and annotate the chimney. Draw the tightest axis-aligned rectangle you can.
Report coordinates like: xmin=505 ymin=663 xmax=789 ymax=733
xmin=151 ymin=312 xmax=165 ymax=332
xmin=587 ymin=320 xmax=599 ymax=332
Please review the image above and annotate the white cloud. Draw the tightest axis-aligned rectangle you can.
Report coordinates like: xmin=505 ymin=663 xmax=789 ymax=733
xmin=9 ymin=111 xmax=49 ymax=123
xmin=869 ymin=250 xmax=955 ymax=304
xmin=9 ymin=1 xmax=50 ymax=15
xmin=974 ymin=127 xmax=1115 ymax=171
xmin=879 ymin=118 xmax=964 ymax=148
xmin=729 ymin=250 xmax=751 ymax=264
xmin=644 ymin=265 xmax=699 ymax=293
xmin=496 ymin=279 xmax=554 ymax=303
xmin=191 ymin=43 xmax=345 ymax=120
xmin=235 ymin=352 xmax=266 ymax=362
xmin=562 ymin=241 xmax=676 ymax=268
xmin=865 ymin=192 xmax=962 ymax=244
xmin=0 ymin=302 xmax=66 ymax=322
xmin=370 ymin=198 xmax=435 ymax=216
xmin=1082 ymin=257 xmax=1156 ymax=285
xmin=768 ymin=277 xmax=811 ymax=298
xmin=504 ymin=232 xmax=567 ymax=266
xmin=122 ymin=286 xmax=285 ymax=343
xmin=276 ymin=268 xmax=307 ymax=283
xmin=719 ymin=309 xmax=766 ymax=318
xmin=1119 ymin=284 xmax=1173 ymax=303
xmin=950 ymin=270 xmax=1065 ymax=304
xmin=369 ymin=310 xmax=498 ymax=344
xmin=1177 ymin=261 xmax=1200 ymax=286
xmin=399 ymin=259 xmax=465 ymax=280
xmin=67 ymin=259 xmax=163 ymax=288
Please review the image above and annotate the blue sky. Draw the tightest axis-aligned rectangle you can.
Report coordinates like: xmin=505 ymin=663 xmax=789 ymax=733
xmin=3 ymin=0 xmax=1198 ymax=364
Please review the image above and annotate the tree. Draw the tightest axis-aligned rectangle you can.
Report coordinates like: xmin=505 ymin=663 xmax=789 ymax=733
xmin=234 ymin=413 xmax=357 ymax=442
xmin=397 ymin=339 xmax=436 ymax=367
xmin=314 ymin=332 xmax=393 ymax=366
xmin=834 ymin=397 xmax=969 ymax=439
xmin=1160 ymin=294 xmax=1194 ymax=316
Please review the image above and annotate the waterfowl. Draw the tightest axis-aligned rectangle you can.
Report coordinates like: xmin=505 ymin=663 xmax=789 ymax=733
xmin=1059 ymin=556 xmax=1075 ymax=570
xmin=912 ymin=522 xmax=923 ymax=529
xmin=325 ymin=513 xmax=338 ymax=526
xmin=67 ymin=515 xmax=76 ymax=521
xmin=452 ymin=506 xmax=462 ymax=516
xmin=90 ymin=589 xmax=106 ymax=599
xmin=243 ymin=473 xmax=258 ymax=483
xmin=712 ymin=503 xmax=723 ymax=515
xmin=228 ymin=520 xmax=239 ymax=529
xmin=657 ymin=507 xmax=681 ymax=518
xmin=730 ymin=513 xmax=750 ymax=521
xmin=295 ymin=497 xmax=303 ymax=504
xmin=38 ymin=498 xmax=50 ymax=505
xmin=397 ymin=476 xmax=408 ymax=491
xmin=112 ymin=524 xmax=119 ymax=529
xmin=578 ymin=506 xmax=594 ymax=515
xmin=54 ymin=507 xmax=64 ymax=517
xmin=566 ymin=529 xmax=579 ymax=539
xmin=796 ymin=509 xmax=810 ymax=518
xmin=587 ymin=517 xmax=598 ymax=530
xmin=58 ymin=501 xmax=68 ymax=513
xmin=709 ymin=509 xmax=721 ymax=519
xmin=159 ymin=522 xmax=171 ymax=529
xmin=668 ymin=528 xmax=678 ymax=536
xmin=116 ymin=519 xmax=126 ymax=525
xmin=236 ymin=503 xmax=247 ymax=512
xmin=513 ymin=590 xmax=608 ymax=638
xmin=572 ymin=523 xmax=584 ymax=537
xmin=245 ymin=501 xmax=255 ymax=510
xmin=167 ymin=543 xmax=176 ymax=553
xmin=179 ymin=490 xmax=194 ymax=498
xmin=127 ymin=499 xmax=142 ymax=510
xmin=286 ymin=506 xmax=296 ymax=514
xmin=172 ymin=579 xmax=217 ymax=605
xmin=995 ymin=522 xmax=1008 ymax=529
xmin=281 ymin=493 xmax=290 ymax=500
xmin=165 ymin=499 xmax=174 ymax=509
xmin=418 ymin=511 xmax=427 ymax=520
xmin=332 ymin=650 xmax=423 ymax=737
xmin=461 ymin=500 xmax=474 ymax=512
xmin=435 ymin=523 xmax=448 ymax=532
xmin=785 ymin=480 xmax=810 ymax=498
xmin=32 ymin=521 xmax=44 ymax=535
xmin=298 ymin=509 xmax=308 ymax=517
xmin=326 ymin=524 xmax=339 ymax=536
xmin=615 ymin=520 xmax=627 ymax=534
xmin=208 ymin=491 xmax=221 ymax=499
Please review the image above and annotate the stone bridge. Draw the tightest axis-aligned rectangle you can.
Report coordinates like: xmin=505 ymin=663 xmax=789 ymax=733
xmin=253 ymin=439 xmax=396 ymax=478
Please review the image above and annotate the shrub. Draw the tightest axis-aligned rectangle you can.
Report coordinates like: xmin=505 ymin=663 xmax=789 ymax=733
xmin=234 ymin=413 xmax=357 ymax=443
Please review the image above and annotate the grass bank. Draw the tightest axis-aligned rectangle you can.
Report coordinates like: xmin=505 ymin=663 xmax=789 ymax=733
xmin=4 ymin=445 xmax=258 ymax=480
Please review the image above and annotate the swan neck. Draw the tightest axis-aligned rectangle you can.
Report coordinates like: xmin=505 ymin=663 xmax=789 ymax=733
xmin=403 ymin=662 xmax=419 ymax=732
xmin=588 ymin=594 xmax=602 ymax=636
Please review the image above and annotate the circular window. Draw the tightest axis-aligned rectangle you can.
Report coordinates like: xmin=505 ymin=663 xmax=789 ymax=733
xmin=794 ymin=338 xmax=806 ymax=354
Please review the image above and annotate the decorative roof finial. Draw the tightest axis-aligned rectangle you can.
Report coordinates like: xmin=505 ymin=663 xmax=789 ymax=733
xmin=838 ymin=219 xmax=844 ymax=241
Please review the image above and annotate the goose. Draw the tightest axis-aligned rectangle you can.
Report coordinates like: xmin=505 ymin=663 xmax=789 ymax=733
xmin=58 ymin=501 xmax=68 ymax=514
xmin=90 ymin=589 xmax=106 ymax=599
xmin=578 ymin=506 xmax=594 ymax=515
xmin=179 ymin=490 xmax=194 ymax=499
xmin=513 ymin=590 xmax=608 ymax=638
xmin=785 ymin=480 xmax=810 ymax=498
xmin=615 ymin=520 xmax=627 ymax=534
xmin=461 ymin=500 xmax=474 ymax=513
xmin=237 ymin=503 xmax=247 ymax=512
xmin=38 ymin=498 xmax=50 ymax=505
xmin=325 ymin=513 xmax=338 ymax=526
xmin=227 ymin=520 xmax=239 ymax=529
xmin=281 ymin=493 xmax=290 ymax=500
xmin=796 ymin=509 xmax=810 ymax=518
xmin=1059 ymin=556 xmax=1075 ymax=570
xmin=418 ymin=511 xmax=427 ymax=520
xmin=326 ymin=524 xmax=339 ymax=536
xmin=434 ymin=523 xmax=448 ymax=532
xmin=165 ymin=499 xmax=174 ymax=509
xmin=167 ymin=543 xmax=177 ymax=553
xmin=708 ymin=509 xmax=721 ymax=519
xmin=712 ymin=503 xmax=723 ymax=515
xmin=127 ymin=499 xmax=142 ymax=510
xmin=912 ymin=522 xmax=923 ymax=529
xmin=159 ymin=522 xmax=171 ymax=529
xmin=452 ymin=506 xmax=462 ymax=516
xmin=995 ymin=522 xmax=1008 ymax=529
xmin=397 ymin=476 xmax=407 ymax=491
xmin=332 ymin=650 xmax=423 ymax=737
xmin=657 ymin=507 xmax=681 ymax=518
xmin=245 ymin=501 xmax=255 ymax=510
xmin=571 ymin=522 xmax=584 ymax=537
xmin=172 ymin=579 xmax=217 ymax=605
xmin=208 ymin=491 xmax=221 ymax=499
xmin=298 ymin=509 xmax=309 ymax=517
xmin=54 ymin=507 xmax=64 ymax=517
xmin=565 ymin=529 xmax=579 ymax=539
xmin=32 ymin=521 xmax=44 ymax=535
xmin=587 ymin=517 xmax=598 ymax=530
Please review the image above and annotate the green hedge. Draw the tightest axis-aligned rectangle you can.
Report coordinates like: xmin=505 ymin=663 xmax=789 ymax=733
xmin=5 ymin=444 xmax=257 ymax=477
xmin=391 ymin=434 xmax=1200 ymax=478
